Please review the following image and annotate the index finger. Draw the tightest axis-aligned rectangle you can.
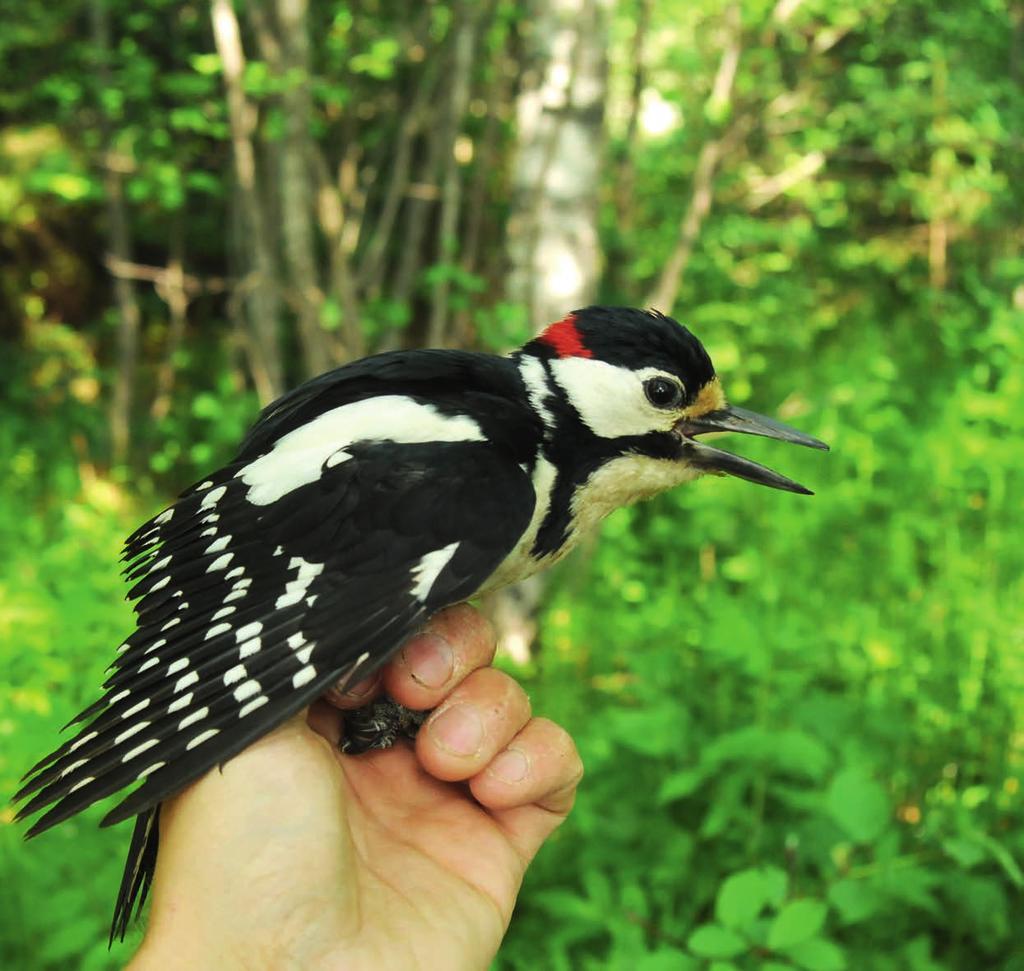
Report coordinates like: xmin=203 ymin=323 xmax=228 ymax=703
xmin=382 ymin=603 xmax=497 ymax=710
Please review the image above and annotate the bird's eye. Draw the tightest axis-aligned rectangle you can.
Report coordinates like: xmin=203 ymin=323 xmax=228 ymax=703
xmin=644 ymin=377 xmax=683 ymax=409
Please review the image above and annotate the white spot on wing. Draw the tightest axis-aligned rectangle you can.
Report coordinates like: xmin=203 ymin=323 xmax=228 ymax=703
xmin=292 ymin=666 xmax=317 ymax=688
xmin=205 ymin=622 xmax=233 ymax=640
xmin=70 ymin=776 xmax=95 ymax=793
xmin=411 ymin=542 xmax=460 ymax=600
xmin=168 ymin=692 xmax=193 ymax=713
xmin=137 ymin=761 xmax=166 ymax=779
xmin=154 ymin=508 xmax=174 ymax=525
xmin=213 ymin=606 xmax=237 ymax=622
xmin=274 ymin=557 xmax=324 ymax=610
xmin=178 ymin=707 xmax=209 ymax=730
xmin=60 ymin=758 xmax=88 ymax=778
xmin=123 ymin=738 xmax=160 ymax=761
xmin=150 ymin=575 xmax=170 ymax=592
xmin=115 ymin=722 xmax=149 ymax=744
xmin=239 ymin=637 xmax=262 ymax=658
xmin=234 ymin=680 xmax=262 ymax=702
xmin=186 ymin=729 xmax=219 ymax=750
xmin=200 ymin=484 xmax=226 ymax=509
xmin=122 ymin=699 xmax=150 ymax=719
xmin=167 ymin=657 xmax=189 ymax=676
xmin=239 ymin=697 xmax=268 ymax=717
xmin=69 ymin=731 xmax=98 ymax=753
xmin=235 ymin=621 xmax=263 ymax=642
xmin=238 ymin=396 xmax=486 ymax=505
xmin=206 ymin=553 xmax=234 ymax=573
xmin=175 ymin=671 xmax=199 ymax=692
xmin=224 ymin=664 xmax=247 ymax=686
xmin=204 ymin=535 xmax=231 ymax=554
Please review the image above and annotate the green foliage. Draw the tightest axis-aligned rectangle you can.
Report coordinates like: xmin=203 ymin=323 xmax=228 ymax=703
xmin=2 ymin=0 xmax=1023 ymax=968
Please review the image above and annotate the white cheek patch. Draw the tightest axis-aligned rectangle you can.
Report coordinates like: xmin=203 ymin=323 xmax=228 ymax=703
xmin=548 ymin=358 xmax=680 ymax=439
xmin=238 ymin=396 xmax=486 ymax=505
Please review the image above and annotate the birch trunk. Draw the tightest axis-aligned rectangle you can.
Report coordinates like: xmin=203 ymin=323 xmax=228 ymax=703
xmin=506 ymin=0 xmax=609 ymax=328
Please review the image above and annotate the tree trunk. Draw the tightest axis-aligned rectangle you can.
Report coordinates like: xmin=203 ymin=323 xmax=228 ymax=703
xmin=89 ymin=0 xmax=142 ymax=465
xmin=506 ymin=0 xmax=609 ymax=329
xmin=211 ymin=0 xmax=284 ymax=402
xmin=495 ymin=0 xmax=609 ymax=662
xmin=274 ymin=0 xmax=332 ymax=376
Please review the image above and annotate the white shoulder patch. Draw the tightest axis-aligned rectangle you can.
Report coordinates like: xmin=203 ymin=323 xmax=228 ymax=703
xmin=238 ymin=396 xmax=486 ymax=506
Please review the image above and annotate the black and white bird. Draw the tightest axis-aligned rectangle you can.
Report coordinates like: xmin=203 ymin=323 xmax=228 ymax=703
xmin=15 ymin=306 xmax=827 ymax=938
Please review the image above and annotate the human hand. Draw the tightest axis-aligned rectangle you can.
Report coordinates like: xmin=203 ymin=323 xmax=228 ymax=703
xmin=128 ymin=604 xmax=583 ymax=971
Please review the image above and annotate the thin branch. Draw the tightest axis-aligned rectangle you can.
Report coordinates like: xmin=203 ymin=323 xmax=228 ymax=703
xmin=647 ymin=3 xmax=743 ymax=312
xmin=211 ymin=0 xmax=284 ymax=402
xmin=428 ymin=2 xmax=480 ymax=347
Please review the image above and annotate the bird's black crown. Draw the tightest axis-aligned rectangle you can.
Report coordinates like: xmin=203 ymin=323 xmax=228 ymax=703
xmin=526 ymin=306 xmax=717 ymax=406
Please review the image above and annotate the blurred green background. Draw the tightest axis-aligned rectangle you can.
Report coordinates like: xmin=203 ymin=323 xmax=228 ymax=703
xmin=2 ymin=0 xmax=1022 ymax=968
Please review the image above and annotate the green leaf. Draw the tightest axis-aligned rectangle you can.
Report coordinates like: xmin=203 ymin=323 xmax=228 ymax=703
xmin=687 ymin=923 xmax=748 ymax=959
xmin=785 ymin=938 xmax=847 ymax=971
xmin=657 ymin=768 xmax=705 ymax=804
xmin=767 ymin=900 xmax=828 ymax=950
xmin=635 ymin=950 xmax=699 ymax=971
xmin=827 ymin=880 xmax=883 ymax=924
xmin=716 ymin=866 xmax=788 ymax=928
xmin=827 ymin=767 xmax=889 ymax=842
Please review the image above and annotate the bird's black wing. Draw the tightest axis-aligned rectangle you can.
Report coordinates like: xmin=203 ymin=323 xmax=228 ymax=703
xmin=15 ymin=435 xmax=534 ymax=836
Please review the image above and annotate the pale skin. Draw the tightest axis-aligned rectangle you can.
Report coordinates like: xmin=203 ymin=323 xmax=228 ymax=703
xmin=128 ymin=604 xmax=584 ymax=971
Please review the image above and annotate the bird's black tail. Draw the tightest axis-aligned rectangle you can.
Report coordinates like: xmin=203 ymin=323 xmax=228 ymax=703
xmin=110 ymin=807 xmax=160 ymax=945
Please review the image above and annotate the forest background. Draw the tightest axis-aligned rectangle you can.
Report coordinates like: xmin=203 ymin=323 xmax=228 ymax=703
xmin=1 ymin=0 xmax=1022 ymax=968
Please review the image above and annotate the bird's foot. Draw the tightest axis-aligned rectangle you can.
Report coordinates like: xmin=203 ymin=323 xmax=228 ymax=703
xmin=340 ymin=697 xmax=429 ymax=754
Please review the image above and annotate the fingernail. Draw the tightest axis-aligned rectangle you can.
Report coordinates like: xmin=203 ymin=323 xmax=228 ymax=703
xmin=429 ymin=704 xmax=484 ymax=757
xmin=342 ymin=676 xmax=377 ymax=700
xmin=402 ymin=633 xmax=454 ymax=689
xmin=488 ymin=748 xmax=529 ymax=784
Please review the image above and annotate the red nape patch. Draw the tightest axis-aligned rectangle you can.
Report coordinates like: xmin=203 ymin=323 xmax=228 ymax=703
xmin=537 ymin=314 xmax=593 ymax=358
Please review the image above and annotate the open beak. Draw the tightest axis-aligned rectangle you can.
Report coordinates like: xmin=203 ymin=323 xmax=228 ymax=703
xmin=675 ymin=405 xmax=829 ymax=495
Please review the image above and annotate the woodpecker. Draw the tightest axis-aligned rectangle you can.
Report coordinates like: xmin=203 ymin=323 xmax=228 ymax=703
xmin=15 ymin=306 xmax=827 ymax=939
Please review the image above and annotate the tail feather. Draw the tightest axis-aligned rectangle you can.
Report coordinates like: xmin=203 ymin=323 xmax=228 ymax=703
xmin=111 ymin=808 xmax=160 ymax=944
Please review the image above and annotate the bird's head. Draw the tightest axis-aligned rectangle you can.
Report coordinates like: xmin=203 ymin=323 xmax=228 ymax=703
xmin=520 ymin=306 xmax=828 ymax=499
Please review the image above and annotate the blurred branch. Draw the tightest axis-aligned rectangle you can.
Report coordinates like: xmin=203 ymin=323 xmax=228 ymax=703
xmin=104 ymin=256 xmax=229 ymax=295
xmin=746 ymin=149 xmax=825 ymax=209
xmin=647 ymin=3 xmax=744 ymax=313
xmin=211 ymin=0 xmax=284 ymax=403
xmin=151 ymin=217 xmax=189 ymax=420
xmin=312 ymin=145 xmax=365 ymax=360
xmin=614 ymin=0 xmax=651 ymax=238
